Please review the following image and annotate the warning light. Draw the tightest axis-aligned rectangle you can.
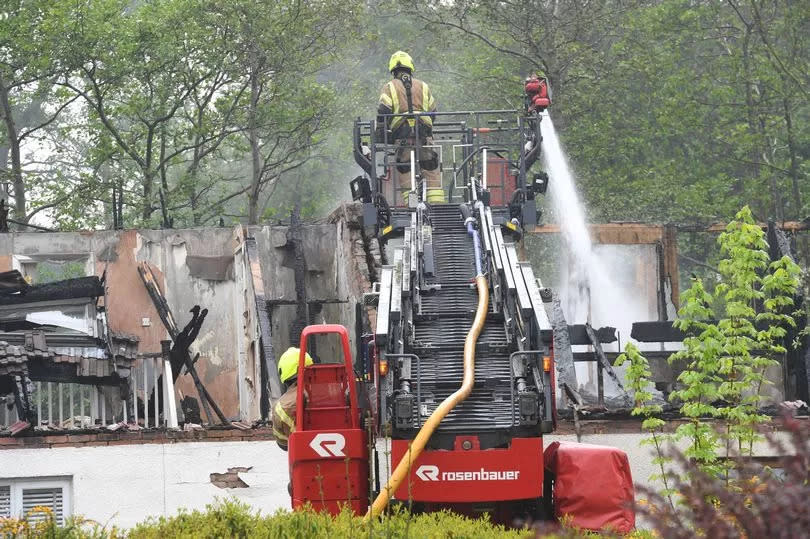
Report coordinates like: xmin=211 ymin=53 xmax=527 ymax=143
xmin=543 ymin=356 xmax=552 ymax=372
xmin=379 ymin=359 xmax=389 ymax=376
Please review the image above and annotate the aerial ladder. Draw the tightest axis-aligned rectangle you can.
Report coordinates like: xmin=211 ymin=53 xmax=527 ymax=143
xmin=288 ymin=76 xmax=635 ymax=532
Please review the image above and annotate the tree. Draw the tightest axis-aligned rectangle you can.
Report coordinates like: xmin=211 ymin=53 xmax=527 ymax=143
xmin=0 ymin=0 xmax=80 ymax=224
xmin=669 ymin=206 xmax=802 ymax=478
xmin=53 ymin=0 xmax=235 ymax=225
xmin=207 ymin=0 xmax=358 ymax=225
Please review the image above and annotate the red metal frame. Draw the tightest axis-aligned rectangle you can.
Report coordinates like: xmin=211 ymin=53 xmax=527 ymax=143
xmin=390 ymin=437 xmax=544 ymax=503
xmin=288 ymin=324 xmax=368 ymax=516
xmin=295 ymin=324 xmax=360 ymax=430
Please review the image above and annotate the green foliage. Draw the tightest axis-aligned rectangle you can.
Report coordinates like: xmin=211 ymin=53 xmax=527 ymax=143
xmin=616 ymin=342 xmax=673 ymax=505
xmin=565 ymin=0 xmax=810 ymax=226
xmin=0 ymin=506 xmax=120 ymax=538
xmin=637 ymin=418 xmax=810 ymax=537
xmin=126 ymin=499 xmax=530 ymax=539
xmin=2 ymin=499 xmax=665 ymax=537
xmin=669 ymin=205 xmax=802 ymax=478
xmin=1 ymin=1 xmax=808 ymax=235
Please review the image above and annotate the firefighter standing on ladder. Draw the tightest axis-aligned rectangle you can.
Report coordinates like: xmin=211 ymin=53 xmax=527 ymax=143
xmin=377 ymin=51 xmax=445 ymax=203
xmin=272 ymin=346 xmax=313 ymax=451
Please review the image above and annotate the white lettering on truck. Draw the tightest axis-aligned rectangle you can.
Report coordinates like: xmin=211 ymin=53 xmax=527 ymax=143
xmin=414 ymin=465 xmax=520 ymax=482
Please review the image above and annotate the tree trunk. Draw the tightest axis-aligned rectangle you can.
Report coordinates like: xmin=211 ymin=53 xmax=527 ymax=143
xmin=247 ymin=62 xmax=262 ymax=225
xmin=782 ymin=97 xmax=802 ymax=220
xmin=0 ymin=74 xmax=25 ymax=222
xmin=189 ymin=152 xmax=201 ymax=226
xmin=0 ymin=145 xmax=8 ymax=201
xmin=142 ymin=126 xmax=155 ymax=221
xmin=783 ymin=95 xmax=809 ymax=279
xmin=158 ymin=126 xmax=171 ymax=228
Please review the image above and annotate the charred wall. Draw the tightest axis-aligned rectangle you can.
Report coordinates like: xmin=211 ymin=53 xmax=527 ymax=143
xmin=0 ymin=204 xmax=380 ymax=424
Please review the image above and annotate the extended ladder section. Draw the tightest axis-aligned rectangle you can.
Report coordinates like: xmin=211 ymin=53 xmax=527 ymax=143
xmin=376 ymin=202 xmax=554 ymax=450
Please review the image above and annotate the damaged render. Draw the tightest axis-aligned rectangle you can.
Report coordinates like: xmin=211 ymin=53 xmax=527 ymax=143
xmin=0 ymin=205 xmax=380 ymax=435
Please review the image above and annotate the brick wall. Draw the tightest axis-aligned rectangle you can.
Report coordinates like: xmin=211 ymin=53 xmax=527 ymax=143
xmin=0 ymin=427 xmax=275 ymax=450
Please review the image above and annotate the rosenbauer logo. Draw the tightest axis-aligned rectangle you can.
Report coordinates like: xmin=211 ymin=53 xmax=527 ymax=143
xmin=309 ymin=433 xmax=346 ymax=457
xmin=415 ymin=464 xmax=520 ymax=482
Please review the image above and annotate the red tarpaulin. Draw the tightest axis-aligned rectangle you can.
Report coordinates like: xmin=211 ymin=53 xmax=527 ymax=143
xmin=543 ymin=441 xmax=635 ymax=534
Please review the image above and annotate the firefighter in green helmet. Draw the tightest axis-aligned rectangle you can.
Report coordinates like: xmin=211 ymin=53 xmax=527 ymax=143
xmin=377 ymin=51 xmax=445 ymax=203
xmin=272 ymin=346 xmax=313 ymax=451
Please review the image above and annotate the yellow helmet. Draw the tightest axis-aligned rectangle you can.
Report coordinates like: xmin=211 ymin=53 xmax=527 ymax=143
xmin=278 ymin=347 xmax=313 ymax=384
xmin=389 ymin=51 xmax=415 ymax=73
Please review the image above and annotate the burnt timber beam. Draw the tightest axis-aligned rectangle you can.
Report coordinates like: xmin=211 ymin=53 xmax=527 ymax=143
xmin=12 ymin=373 xmax=35 ymax=425
xmin=244 ymin=235 xmax=280 ymax=411
xmin=584 ymin=323 xmax=627 ymax=398
xmin=137 ymin=262 xmax=226 ymax=425
xmin=550 ymin=297 xmax=582 ymax=406
xmin=26 ymin=360 xmax=118 ymax=385
xmin=676 ymin=220 xmax=809 ymax=233
xmin=631 ymin=321 xmax=688 ymax=342
xmin=630 ymin=321 xmax=794 ymax=343
xmin=0 ymin=276 xmax=104 ymax=305
xmin=568 ymin=325 xmax=616 ymax=345
xmin=573 ymin=351 xmax=676 ymax=363
xmin=0 ymin=270 xmax=29 ymax=295
xmin=286 ymin=205 xmax=308 ymax=349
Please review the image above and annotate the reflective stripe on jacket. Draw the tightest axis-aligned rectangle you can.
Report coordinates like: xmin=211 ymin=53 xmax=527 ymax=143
xmin=272 ymin=384 xmax=297 ymax=450
xmin=378 ymin=77 xmax=436 ymax=131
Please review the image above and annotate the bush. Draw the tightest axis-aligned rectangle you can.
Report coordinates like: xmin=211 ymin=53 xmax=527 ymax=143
xmin=637 ymin=415 xmax=810 ymax=538
xmin=127 ymin=501 xmax=532 ymax=538
xmin=0 ymin=506 xmax=119 ymax=538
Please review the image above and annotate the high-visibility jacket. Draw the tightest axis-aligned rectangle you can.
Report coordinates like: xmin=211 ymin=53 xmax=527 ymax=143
xmin=378 ymin=76 xmax=437 ymax=139
xmin=272 ymin=383 xmax=297 ymax=451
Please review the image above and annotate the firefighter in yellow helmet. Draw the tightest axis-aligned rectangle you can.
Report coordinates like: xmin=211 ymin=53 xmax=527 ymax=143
xmin=377 ymin=51 xmax=445 ymax=203
xmin=272 ymin=346 xmax=313 ymax=451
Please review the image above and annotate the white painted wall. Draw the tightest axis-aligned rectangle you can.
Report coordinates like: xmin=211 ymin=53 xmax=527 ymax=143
xmin=0 ymin=431 xmax=792 ymax=529
xmin=0 ymin=440 xmax=291 ymax=529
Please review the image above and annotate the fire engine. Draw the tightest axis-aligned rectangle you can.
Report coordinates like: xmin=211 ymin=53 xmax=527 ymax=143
xmin=286 ymin=77 xmax=635 ymax=532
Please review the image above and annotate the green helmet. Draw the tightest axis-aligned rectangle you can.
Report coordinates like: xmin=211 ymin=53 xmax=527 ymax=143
xmin=278 ymin=347 xmax=313 ymax=384
xmin=389 ymin=51 xmax=415 ymax=73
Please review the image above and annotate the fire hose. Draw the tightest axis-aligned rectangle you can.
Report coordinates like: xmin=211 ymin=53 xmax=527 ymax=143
xmin=365 ymin=205 xmax=488 ymax=520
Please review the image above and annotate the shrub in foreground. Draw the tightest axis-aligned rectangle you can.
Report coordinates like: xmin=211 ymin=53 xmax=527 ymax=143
xmin=127 ymin=501 xmax=531 ymax=538
xmin=8 ymin=415 xmax=810 ymax=538
xmin=637 ymin=415 xmax=810 ymax=538
xmin=0 ymin=506 xmax=119 ymax=538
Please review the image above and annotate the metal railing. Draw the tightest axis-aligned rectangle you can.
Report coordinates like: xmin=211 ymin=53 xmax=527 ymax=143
xmin=353 ymin=109 xmax=543 ymax=208
xmin=0 ymin=355 xmax=178 ymax=430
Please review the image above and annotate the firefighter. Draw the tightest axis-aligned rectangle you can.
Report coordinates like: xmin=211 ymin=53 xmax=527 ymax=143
xmin=377 ymin=51 xmax=445 ymax=203
xmin=272 ymin=346 xmax=313 ymax=451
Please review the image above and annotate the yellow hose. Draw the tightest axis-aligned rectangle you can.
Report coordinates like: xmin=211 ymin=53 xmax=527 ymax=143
xmin=365 ymin=275 xmax=489 ymax=519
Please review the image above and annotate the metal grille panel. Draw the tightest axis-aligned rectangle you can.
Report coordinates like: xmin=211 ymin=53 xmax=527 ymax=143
xmin=404 ymin=204 xmax=517 ymax=434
